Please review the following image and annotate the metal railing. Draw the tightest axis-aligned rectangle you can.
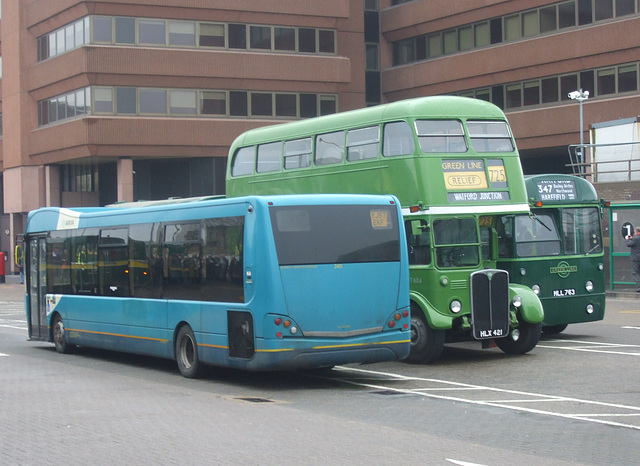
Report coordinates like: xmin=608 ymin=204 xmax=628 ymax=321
xmin=567 ymin=141 xmax=640 ymax=181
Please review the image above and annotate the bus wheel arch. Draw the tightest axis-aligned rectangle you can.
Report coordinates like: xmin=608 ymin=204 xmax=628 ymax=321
xmin=51 ymin=313 xmax=74 ymax=354
xmin=175 ymin=324 xmax=202 ymax=379
xmin=405 ymin=301 xmax=445 ymax=364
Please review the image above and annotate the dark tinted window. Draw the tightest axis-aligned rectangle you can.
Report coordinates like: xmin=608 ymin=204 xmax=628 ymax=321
xmin=270 ymin=205 xmax=400 ymax=265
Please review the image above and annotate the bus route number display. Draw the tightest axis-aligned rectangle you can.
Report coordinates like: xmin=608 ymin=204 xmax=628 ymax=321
xmin=536 ymin=179 xmax=577 ymax=201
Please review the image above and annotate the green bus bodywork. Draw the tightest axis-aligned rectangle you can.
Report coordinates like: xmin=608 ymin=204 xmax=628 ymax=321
xmin=226 ymin=96 xmax=544 ymax=363
xmin=497 ymin=174 xmax=606 ymax=334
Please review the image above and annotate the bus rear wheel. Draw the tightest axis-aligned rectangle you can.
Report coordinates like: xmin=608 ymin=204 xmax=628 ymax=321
xmin=405 ymin=305 xmax=444 ymax=364
xmin=495 ymin=321 xmax=542 ymax=355
xmin=176 ymin=325 xmax=202 ymax=379
xmin=52 ymin=315 xmax=73 ymax=354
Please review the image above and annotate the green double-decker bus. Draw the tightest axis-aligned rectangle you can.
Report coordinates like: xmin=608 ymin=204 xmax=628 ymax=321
xmin=496 ymin=174 xmax=606 ymax=334
xmin=226 ymin=96 xmax=544 ymax=363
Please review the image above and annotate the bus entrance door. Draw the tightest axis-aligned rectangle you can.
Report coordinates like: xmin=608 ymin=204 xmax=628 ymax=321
xmin=28 ymin=237 xmax=48 ymax=340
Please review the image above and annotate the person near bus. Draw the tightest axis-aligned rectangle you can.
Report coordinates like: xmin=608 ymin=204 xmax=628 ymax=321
xmin=15 ymin=243 xmax=24 ymax=284
xmin=625 ymin=226 xmax=640 ymax=292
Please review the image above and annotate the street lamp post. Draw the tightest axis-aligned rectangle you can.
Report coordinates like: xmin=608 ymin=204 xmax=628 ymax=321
xmin=568 ymin=89 xmax=589 ymax=173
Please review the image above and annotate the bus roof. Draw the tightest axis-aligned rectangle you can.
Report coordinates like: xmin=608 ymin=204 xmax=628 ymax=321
xmin=25 ymin=194 xmax=399 ymax=234
xmin=230 ymin=96 xmax=508 ymax=148
xmin=524 ymin=174 xmax=598 ymax=204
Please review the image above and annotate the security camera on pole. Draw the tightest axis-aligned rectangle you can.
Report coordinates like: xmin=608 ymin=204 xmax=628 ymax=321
xmin=568 ymin=89 xmax=589 ymax=174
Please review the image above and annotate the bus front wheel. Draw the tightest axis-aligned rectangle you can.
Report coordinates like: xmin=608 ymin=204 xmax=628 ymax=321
xmin=495 ymin=321 xmax=542 ymax=355
xmin=176 ymin=325 xmax=202 ymax=379
xmin=405 ymin=305 xmax=445 ymax=364
xmin=52 ymin=315 xmax=73 ymax=354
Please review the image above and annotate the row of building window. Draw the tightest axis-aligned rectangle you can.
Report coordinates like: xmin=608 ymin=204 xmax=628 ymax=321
xmin=38 ymin=87 xmax=338 ymax=127
xmin=457 ymin=62 xmax=638 ymax=110
xmin=392 ymin=0 xmax=640 ymax=66
xmin=37 ymin=15 xmax=336 ymax=62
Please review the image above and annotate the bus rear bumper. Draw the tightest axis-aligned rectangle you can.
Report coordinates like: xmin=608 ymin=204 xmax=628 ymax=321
xmin=217 ymin=336 xmax=410 ymax=371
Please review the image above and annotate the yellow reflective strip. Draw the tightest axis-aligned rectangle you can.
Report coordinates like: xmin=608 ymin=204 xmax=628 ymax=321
xmin=255 ymin=348 xmax=295 ymax=353
xmin=312 ymin=339 xmax=410 ymax=350
xmin=67 ymin=328 xmax=168 ymax=343
xmin=198 ymin=343 xmax=229 ymax=349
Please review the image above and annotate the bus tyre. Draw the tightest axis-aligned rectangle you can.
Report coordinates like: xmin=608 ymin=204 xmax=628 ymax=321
xmin=495 ymin=321 xmax=542 ymax=355
xmin=542 ymin=324 xmax=568 ymax=335
xmin=52 ymin=315 xmax=73 ymax=354
xmin=176 ymin=325 xmax=202 ymax=379
xmin=405 ymin=306 xmax=445 ymax=364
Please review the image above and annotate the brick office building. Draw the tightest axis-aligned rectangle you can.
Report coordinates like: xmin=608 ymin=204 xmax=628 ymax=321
xmin=0 ymin=0 xmax=366 ymax=266
xmin=380 ymin=0 xmax=640 ymax=175
xmin=2 ymin=0 xmax=640 ymax=272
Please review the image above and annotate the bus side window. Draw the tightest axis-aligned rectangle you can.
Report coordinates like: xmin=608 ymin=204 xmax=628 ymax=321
xmin=284 ymin=138 xmax=312 ymax=170
xmin=47 ymin=232 xmax=72 ymax=295
xmin=231 ymin=146 xmax=255 ymax=177
xmin=383 ymin=121 xmax=415 ymax=157
xmin=405 ymin=219 xmax=431 ymax=265
xmin=315 ymin=131 xmax=344 ymax=165
xmin=346 ymin=126 xmax=379 ymax=161
xmin=202 ymin=217 xmax=245 ymax=303
xmin=257 ymin=141 xmax=283 ymax=173
xmin=99 ymin=228 xmax=130 ymax=297
xmin=71 ymin=230 xmax=98 ymax=295
xmin=163 ymin=223 xmax=202 ymax=300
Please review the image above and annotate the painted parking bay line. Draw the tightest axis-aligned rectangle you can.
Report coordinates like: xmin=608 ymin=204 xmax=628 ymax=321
xmin=537 ymin=338 xmax=640 ymax=356
xmin=329 ymin=366 xmax=640 ymax=431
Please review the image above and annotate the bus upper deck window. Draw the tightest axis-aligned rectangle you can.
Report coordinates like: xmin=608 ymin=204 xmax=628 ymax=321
xmin=257 ymin=142 xmax=283 ymax=173
xmin=415 ymin=120 xmax=466 ymax=153
xmin=383 ymin=121 xmax=415 ymax=157
xmin=232 ymin=146 xmax=255 ymax=177
xmin=467 ymin=121 xmax=514 ymax=153
xmin=315 ymin=131 xmax=344 ymax=165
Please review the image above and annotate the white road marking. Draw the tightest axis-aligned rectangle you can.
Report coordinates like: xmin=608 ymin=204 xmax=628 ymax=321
xmin=446 ymin=460 xmax=487 ymax=466
xmin=332 ymin=366 xmax=640 ymax=431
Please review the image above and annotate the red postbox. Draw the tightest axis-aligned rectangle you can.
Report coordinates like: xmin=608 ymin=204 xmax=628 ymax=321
xmin=0 ymin=251 xmax=5 ymax=283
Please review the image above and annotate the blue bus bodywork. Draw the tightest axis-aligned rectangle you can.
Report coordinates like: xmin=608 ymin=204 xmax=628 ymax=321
xmin=25 ymin=195 xmax=410 ymax=376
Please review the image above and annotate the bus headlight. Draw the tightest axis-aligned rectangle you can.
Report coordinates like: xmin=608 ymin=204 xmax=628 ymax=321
xmin=585 ymin=280 xmax=594 ymax=292
xmin=520 ymin=268 xmax=526 ymax=276
xmin=598 ymin=263 xmax=604 ymax=271
xmin=512 ymin=295 xmax=522 ymax=308
xmin=440 ymin=276 xmax=449 ymax=286
xmin=450 ymin=300 xmax=462 ymax=314
xmin=586 ymin=304 xmax=594 ymax=314
xmin=532 ymin=284 xmax=540 ymax=295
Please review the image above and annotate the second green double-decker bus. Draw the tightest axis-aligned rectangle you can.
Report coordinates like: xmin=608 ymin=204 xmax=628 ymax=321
xmin=496 ymin=174 xmax=606 ymax=334
xmin=226 ymin=96 xmax=544 ymax=363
